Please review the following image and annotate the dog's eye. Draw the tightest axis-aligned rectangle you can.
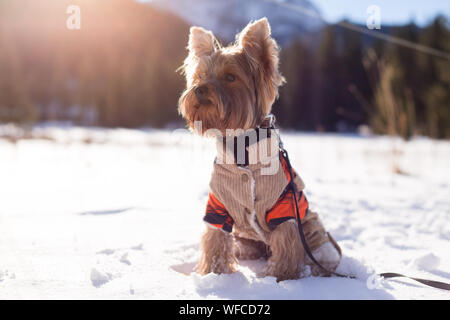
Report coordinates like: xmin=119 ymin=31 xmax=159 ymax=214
xmin=224 ymin=73 xmax=235 ymax=82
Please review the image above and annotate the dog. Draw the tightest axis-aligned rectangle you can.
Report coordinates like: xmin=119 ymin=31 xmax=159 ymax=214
xmin=178 ymin=18 xmax=341 ymax=281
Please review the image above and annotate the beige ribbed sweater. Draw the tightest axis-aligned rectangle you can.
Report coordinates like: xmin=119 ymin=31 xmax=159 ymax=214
xmin=209 ymin=133 xmax=330 ymax=251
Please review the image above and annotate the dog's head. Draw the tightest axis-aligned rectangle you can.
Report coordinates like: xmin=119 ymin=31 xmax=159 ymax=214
xmin=178 ymin=18 xmax=284 ymax=135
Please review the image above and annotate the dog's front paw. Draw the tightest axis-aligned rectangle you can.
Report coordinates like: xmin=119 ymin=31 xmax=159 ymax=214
xmin=197 ymin=257 xmax=237 ymax=275
xmin=262 ymin=220 xmax=305 ymax=281
xmin=197 ymin=227 xmax=238 ymax=275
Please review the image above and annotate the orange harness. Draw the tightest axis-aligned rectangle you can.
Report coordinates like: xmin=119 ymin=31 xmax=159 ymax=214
xmin=204 ymin=153 xmax=309 ymax=233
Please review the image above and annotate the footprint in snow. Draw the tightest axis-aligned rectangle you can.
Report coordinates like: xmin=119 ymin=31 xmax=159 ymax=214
xmin=96 ymin=248 xmax=115 ymax=255
xmin=90 ymin=268 xmax=113 ymax=288
xmin=119 ymin=253 xmax=131 ymax=265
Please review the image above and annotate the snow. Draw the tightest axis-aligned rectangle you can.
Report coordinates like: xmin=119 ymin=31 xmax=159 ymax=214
xmin=0 ymin=125 xmax=449 ymax=299
xmin=90 ymin=268 xmax=113 ymax=288
xmin=409 ymin=253 xmax=441 ymax=271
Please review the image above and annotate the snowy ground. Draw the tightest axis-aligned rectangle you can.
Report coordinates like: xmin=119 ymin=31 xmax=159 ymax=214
xmin=0 ymin=124 xmax=449 ymax=299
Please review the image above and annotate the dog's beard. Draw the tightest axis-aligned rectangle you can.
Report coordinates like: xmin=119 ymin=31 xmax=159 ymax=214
xmin=178 ymin=87 xmax=222 ymax=134
xmin=178 ymin=84 xmax=261 ymax=136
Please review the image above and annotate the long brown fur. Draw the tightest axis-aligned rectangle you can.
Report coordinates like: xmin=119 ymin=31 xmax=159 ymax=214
xmin=263 ymin=221 xmax=305 ymax=281
xmin=178 ymin=18 xmax=284 ymax=135
xmin=197 ymin=227 xmax=238 ymax=275
xmin=179 ymin=18 xmax=340 ymax=282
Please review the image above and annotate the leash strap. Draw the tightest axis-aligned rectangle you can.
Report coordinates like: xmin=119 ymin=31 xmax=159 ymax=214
xmin=280 ymin=145 xmax=450 ymax=291
xmin=281 ymin=148 xmax=354 ymax=279
xmin=379 ymin=273 xmax=450 ymax=291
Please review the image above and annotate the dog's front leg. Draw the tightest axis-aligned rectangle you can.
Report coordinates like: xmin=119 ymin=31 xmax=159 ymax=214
xmin=197 ymin=227 xmax=238 ymax=275
xmin=263 ymin=220 xmax=305 ymax=282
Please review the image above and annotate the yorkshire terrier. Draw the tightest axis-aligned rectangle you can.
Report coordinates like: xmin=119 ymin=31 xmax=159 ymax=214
xmin=178 ymin=18 xmax=341 ymax=281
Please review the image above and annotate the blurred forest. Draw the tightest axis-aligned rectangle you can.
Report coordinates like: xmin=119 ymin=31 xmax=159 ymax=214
xmin=0 ymin=0 xmax=449 ymax=138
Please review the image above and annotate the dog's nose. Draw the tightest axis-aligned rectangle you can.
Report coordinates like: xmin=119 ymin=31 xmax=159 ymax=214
xmin=195 ymin=85 xmax=208 ymax=99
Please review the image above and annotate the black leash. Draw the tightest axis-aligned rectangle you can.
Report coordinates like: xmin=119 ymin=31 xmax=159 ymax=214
xmin=279 ymin=144 xmax=450 ymax=291
xmin=281 ymin=147 xmax=355 ymax=279
xmin=379 ymin=273 xmax=450 ymax=291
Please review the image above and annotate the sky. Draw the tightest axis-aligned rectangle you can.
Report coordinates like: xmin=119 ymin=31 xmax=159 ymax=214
xmin=140 ymin=0 xmax=448 ymax=26
xmin=312 ymin=0 xmax=449 ymax=26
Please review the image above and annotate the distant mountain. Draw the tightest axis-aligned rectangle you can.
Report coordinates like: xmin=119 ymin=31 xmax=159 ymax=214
xmin=148 ymin=0 xmax=325 ymax=45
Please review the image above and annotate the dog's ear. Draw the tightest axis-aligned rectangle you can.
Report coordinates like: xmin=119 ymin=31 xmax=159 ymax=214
xmin=238 ymin=18 xmax=284 ymax=115
xmin=238 ymin=18 xmax=278 ymax=72
xmin=188 ymin=26 xmax=216 ymax=57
